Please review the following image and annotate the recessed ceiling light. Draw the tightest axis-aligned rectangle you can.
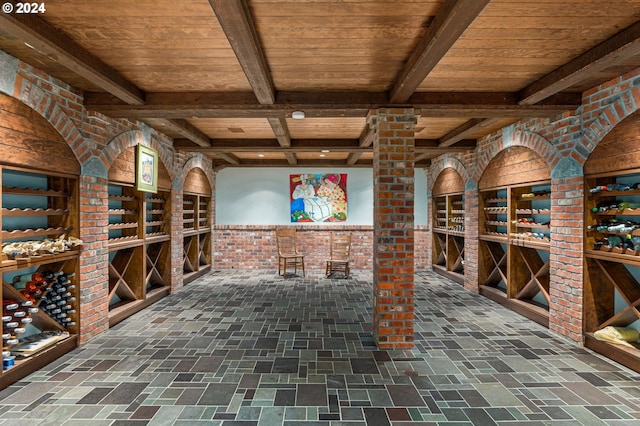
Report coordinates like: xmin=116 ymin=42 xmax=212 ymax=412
xmin=291 ymin=111 xmax=305 ymax=119
xmin=321 ymin=150 xmax=330 ymax=153
xmin=319 ymin=154 xmax=326 ymax=157
xmin=258 ymin=154 xmax=264 ymax=157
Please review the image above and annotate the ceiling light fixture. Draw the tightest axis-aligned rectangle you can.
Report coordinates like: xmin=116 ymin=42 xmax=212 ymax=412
xmin=291 ymin=110 xmax=305 ymax=119
xmin=321 ymin=150 xmax=330 ymax=153
xmin=258 ymin=154 xmax=264 ymax=157
xmin=319 ymin=154 xmax=326 ymax=157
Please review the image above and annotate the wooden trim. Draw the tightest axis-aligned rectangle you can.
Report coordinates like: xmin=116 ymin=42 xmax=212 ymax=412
xmin=108 ymin=286 xmax=170 ymax=327
xmin=0 ymin=335 xmax=78 ymax=390
xmin=183 ymin=265 xmax=212 ymax=285
xmin=433 ymin=264 xmax=464 ymax=285
xmin=584 ymin=333 xmax=640 ymax=374
xmin=479 ymin=285 xmax=549 ymax=328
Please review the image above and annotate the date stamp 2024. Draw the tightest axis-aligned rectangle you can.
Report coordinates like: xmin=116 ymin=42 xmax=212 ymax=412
xmin=3 ymin=2 xmax=46 ymax=14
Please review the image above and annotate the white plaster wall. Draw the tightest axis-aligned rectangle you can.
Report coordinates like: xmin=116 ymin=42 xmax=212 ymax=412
xmin=215 ymin=167 xmax=428 ymax=225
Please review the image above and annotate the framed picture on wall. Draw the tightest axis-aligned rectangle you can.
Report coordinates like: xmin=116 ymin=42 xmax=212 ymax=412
xmin=136 ymin=144 xmax=158 ymax=193
xmin=290 ymin=173 xmax=347 ymax=222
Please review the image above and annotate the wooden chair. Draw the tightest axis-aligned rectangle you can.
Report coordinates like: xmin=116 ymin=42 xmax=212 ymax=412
xmin=326 ymin=232 xmax=352 ymax=278
xmin=276 ymin=228 xmax=305 ymax=277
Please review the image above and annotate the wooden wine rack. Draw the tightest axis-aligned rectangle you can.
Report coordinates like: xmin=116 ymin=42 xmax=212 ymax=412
xmin=431 ymin=168 xmax=466 ymax=285
xmin=183 ymin=192 xmax=212 ymax=284
xmin=478 ymin=182 xmax=551 ymax=327
xmin=1 ymin=167 xmax=79 ymax=389
xmin=106 ymin=182 xmax=171 ymax=326
xmin=431 ymin=193 xmax=465 ymax=284
xmin=584 ymin=169 xmax=640 ymax=372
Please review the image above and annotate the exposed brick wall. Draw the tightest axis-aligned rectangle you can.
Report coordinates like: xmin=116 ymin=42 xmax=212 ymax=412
xmin=77 ymin=175 xmax=110 ymax=344
xmin=549 ymin=176 xmax=584 ymax=341
xmin=369 ymin=108 xmax=416 ymax=350
xmin=213 ymin=224 xmax=429 ymax=272
xmin=463 ymin=185 xmax=479 ymax=293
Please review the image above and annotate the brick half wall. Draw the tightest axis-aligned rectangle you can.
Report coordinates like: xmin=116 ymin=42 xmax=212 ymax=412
xmin=213 ymin=225 xmax=429 ymax=271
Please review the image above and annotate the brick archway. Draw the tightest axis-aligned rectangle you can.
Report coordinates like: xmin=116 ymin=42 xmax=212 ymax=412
xmin=427 ymin=154 xmax=472 ymax=191
xmin=473 ymin=131 xmax=561 ymax=182
xmin=13 ymin=76 xmax=86 ymax=163
xmin=576 ymin=89 xmax=640 ymax=163
xmin=101 ymin=130 xmax=176 ymax=180
xmin=181 ymin=154 xmax=215 ymax=192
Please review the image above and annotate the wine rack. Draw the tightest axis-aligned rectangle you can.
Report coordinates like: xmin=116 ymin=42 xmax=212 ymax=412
xmin=107 ymin=183 xmax=171 ymax=326
xmin=584 ymin=170 xmax=640 ymax=372
xmin=431 ymin=192 xmax=464 ymax=284
xmin=1 ymin=166 xmax=79 ymax=388
xmin=478 ymin=182 xmax=551 ymax=327
xmin=183 ymin=192 xmax=212 ymax=284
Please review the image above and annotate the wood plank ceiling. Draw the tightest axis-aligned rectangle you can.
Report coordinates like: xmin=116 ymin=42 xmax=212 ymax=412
xmin=1 ymin=0 xmax=640 ymax=168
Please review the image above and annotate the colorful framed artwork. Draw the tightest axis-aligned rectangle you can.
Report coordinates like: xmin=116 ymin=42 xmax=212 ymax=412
xmin=136 ymin=144 xmax=158 ymax=193
xmin=290 ymin=173 xmax=347 ymax=222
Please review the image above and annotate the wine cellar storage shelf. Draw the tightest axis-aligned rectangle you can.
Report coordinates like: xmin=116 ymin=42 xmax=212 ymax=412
xmin=431 ymin=193 xmax=465 ymax=284
xmin=107 ymin=183 xmax=171 ymax=326
xmin=479 ymin=182 xmax=551 ymax=327
xmin=183 ymin=193 xmax=212 ymax=284
xmin=584 ymin=169 xmax=640 ymax=372
xmin=2 ymin=167 xmax=79 ymax=388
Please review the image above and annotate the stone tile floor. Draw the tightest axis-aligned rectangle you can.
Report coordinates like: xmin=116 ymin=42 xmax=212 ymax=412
xmin=1 ymin=270 xmax=640 ymax=425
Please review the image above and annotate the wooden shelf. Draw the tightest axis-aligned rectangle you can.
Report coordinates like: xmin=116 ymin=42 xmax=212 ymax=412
xmin=183 ymin=190 xmax=212 ymax=285
xmin=2 ymin=186 xmax=67 ymax=197
xmin=431 ymin=188 xmax=464 ymax=284
xmin=584 ymin=170 xmax=640 ymax=373
xmin=479 ymin=180 xmax=551 ymax=326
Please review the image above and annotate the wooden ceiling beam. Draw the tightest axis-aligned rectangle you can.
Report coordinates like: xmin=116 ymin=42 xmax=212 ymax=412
xmin=267 ymin=117 xmax=292 ymax=147
xmin=221 ymin=159 xmax=373 ymax=168
xmin=390 ymin=0 xmax=491 ymax=103
xmin=156 ymin=119 xmax=211 ymax=147
xmin=208 ymin=0 xmax=275 ymax=105
xmin=212 ymin=152 xmax=241 ymax=165
xmin=519 ymin=21 xmax=640 ymax=105
xmin=208 ymin=0 xmax=296 ymax=162
xmin=85 ymin=91 xmax=580 ymax=119
xmin=0 ymin=12 xmax=145 ymax=105
xmin=438 ymin=118 xmax=505 ymax=147
xmin=177 ymin=138 xmax=472 ymax=153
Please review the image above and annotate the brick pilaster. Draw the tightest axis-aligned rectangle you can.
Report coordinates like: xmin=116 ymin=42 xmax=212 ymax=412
xmin=78 ymin=172 xmax=110 ymax=344
xmin=369 ymin=108 xmax=416 ymax=349
xmin=463 ymin=180 xmax=480 ymax=293
xmin=170 ymin=188 xmax=184 ymax=292
xmin=549 ymin=159 xmax=585 ymax=341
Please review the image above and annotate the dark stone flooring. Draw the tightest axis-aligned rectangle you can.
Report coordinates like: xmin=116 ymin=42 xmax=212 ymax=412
xmin=0 ymin=270 xmax=639 ymax=425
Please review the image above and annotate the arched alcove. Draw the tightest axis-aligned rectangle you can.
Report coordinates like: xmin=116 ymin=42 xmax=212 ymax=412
xmin=106 ymin=145 xmax=172 ymax=326
xmin=583 ymin=109 xmax=640 ymax=372
xmin=183 ymin=167 xmax=213 ymax=284
xmin=0 ymin=92 xmax=81 ymax=387
xmin=478 ymin=146 xmax=552 ymax=328
xmin=431 ymin=167 xmax=465 ymax=284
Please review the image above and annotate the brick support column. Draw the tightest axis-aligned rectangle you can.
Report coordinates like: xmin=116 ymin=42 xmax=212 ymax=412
xmin=463 ymin=180 xmax=480 ymax=293
xmin=170 ymin=187 xmax=184 ymax=292
xmin=77 ymin=160 xmax=110 ymax=344
xmin=549 ymin=158 xmax=584 ymax=342
xmin=368 ymin=108 xmax=416 ymax=349
xmin=425 ymin=171 xmax=433 ymax=271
